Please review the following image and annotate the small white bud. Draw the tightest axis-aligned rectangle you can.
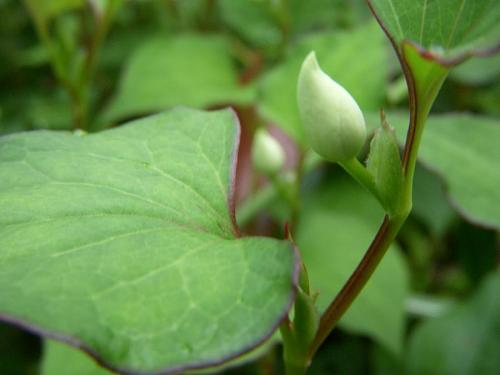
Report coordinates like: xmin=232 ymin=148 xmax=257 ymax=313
xmin=297 ymin=51 xmax=366 ymax=162
xmin=252 ymin=129 xmax=285 ymax=176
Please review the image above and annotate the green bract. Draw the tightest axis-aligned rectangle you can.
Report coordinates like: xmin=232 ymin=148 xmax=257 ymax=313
xmin=367 ymin=115 xmax=404 ymax=216
xmin=252 ymin=129 xmax=285 ymax=176
xmin=297 ymin=51 xmax=366 ymax=163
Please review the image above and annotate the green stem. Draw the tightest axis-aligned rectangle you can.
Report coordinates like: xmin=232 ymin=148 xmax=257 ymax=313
xmin=273 ymin=0 xmax=291 ymax=56
xmin=291 ymin=152 xmax=306 ymax=229
xmin=280 ymin=321 xmax=309 ymax=375
xmin=270 ymin=173 xmax=300 ymax=216
xmin=339 ymin=157 xmax=385 ymax=209
xmin=23 ymin=0 xmax=119 ymax=130
xmin=285 ymin=362 xmax=308 ymax=375
xmin=306 ymin=62 xmax=447 ymax=363
xmin=307 ymin=214 xmax=405 ymax=360
xmin=23 ymin=0 xmax=66 ymax=81
xmin=75 ymin=0 xmax=120 ymax=130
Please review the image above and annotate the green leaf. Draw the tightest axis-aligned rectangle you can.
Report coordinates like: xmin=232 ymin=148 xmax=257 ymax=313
xmin=407 ymin=271 xmax=500 ymax=375
xmin=296 ymin=175 xmax=409 ymax=355
xmin=369 ymin=0 xmax=500 ymax=176
xmin=0 ymin=107 xmax=298 ymax=374
xmin=217 ymin=0 xmax=282 ymax=52
xmin=385 ymin=113 xmax=500 ymax=231
xmin=366 ymin=115 xmax=404 ymax=216
xmin=412 ymin=165 xmax=456 ymax=237
xmin=257 ymin=22 xmax=387 ymax=146
xmin=450 ymin=53 xmax=500 ymax=85
xmin=42 ymin=336 xmax=280 ymax=375
xmin=368 ymin=0 xmax=500 ymax=63
xmin=103 ymin=34 xmax=255 ymax=123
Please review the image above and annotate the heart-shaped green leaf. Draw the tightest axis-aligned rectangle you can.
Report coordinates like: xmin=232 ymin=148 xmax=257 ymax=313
xmin=103 ymin=34 xmax=255 ymax=124
xmin=0 ymin=107 xmax=298 ymax=374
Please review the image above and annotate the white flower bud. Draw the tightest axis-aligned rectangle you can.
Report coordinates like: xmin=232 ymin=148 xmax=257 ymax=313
xmin=252 ymin=129 xmax=285 ymax=176
xmin=297 ymin=51 xmax=367 ymax=162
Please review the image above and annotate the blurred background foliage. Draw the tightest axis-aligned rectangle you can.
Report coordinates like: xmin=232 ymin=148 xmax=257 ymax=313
xmin=0 ymin=0 xmax=498 ymax=374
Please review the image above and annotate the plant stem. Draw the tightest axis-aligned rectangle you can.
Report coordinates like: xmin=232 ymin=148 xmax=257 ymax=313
xmin=304 ymin=36 xmax=450 ymax=363
xmin=307 ymin=214 xmax=405 ymax=359
xmin=280 ymin=321 xmax=309 ymax=375
xmin=23 ymin=0 xmax=119 ymax=130
xmin=285 ymin=362 xmax=308 ymax=375
xmin=339 ymin=157 xmax=385 ymax=210
xmin=291 ymin=152 xmax=306 ymax=229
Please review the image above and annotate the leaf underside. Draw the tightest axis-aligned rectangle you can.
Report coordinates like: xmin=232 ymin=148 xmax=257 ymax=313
xmin=0 ymin=107 xmax=298 ymax=374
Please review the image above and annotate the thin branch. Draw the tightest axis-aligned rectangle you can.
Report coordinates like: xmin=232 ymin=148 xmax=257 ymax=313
xmin=307 ymin=215 xmax=405 ymax=359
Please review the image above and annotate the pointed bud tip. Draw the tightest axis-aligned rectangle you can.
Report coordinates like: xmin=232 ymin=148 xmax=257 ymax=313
xmin=302 ymin=51 xmax=319 ymax=71
xmin=297 ymin=51 xmax=367 ymax=163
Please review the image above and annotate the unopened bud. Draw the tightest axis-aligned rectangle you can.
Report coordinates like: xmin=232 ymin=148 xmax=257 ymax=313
xmin=252 ymin=129 xmax=285 ymax=176
xmin=297 ymin=51 xmax=366 ymax=162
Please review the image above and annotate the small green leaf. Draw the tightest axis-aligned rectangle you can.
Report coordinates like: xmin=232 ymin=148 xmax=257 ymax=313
xmin=293 ymin=288 xmax=320 ymax=353
xmin=296 ymin=176 xmax=409 ymax=355
xmin=366 ymin=114 xmax=403 ymax=216
xmin=0 ymin=107 xmax=298 ymax=374
xmin=257 ymin=22 xmax=387 ymax=146
xmin=103 ymin=34 xmax=255 ymax=123
xmin=407 ymin=271 xmax=500 ymax=375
